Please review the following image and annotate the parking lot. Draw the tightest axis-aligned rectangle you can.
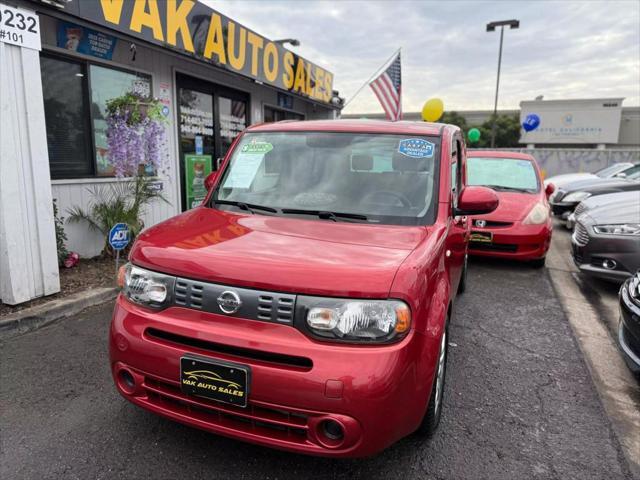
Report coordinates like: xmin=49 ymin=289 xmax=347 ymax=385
xmin=1 ymin=226 xmax=637 ymax=480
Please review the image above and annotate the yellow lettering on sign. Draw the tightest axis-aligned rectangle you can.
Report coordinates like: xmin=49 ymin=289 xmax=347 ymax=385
xmin=227 ymin=21 xmax=247 ymax=70
xmin=314 ymin=67 xmax=325 ymax=100
xmin=282 ymin=51 xmax=295 ymax=89
xmin=293 ymin=58 xmax=306 ymax=94
xmin=246 ymin=32 xmax=264 ymax=77
xmin=203 ymin=13 xmax=226 ymax=63
xmin=323 ymin=71 xmax=333 ymax=102
xmin=263 ymin=42 xmax=278 ymax=83
xmin=99 ymin=0 xmax=124 ymax=25
xmin=130 ymin=0 xmax=164 ymax=41
xmin=167 ymin=0 xmax=195 ymax=53
xmin=305 ymin=62 xmax=312 ymax=96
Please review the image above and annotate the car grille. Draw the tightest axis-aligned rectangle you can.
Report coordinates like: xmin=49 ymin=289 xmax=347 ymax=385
xmin=174 ymin=278 xmax=296 ymax=325
xmin=469 ymin=242 xmax=518 ymax=253
xmin=573 ymin=222 xmax=590 ymax=247
xmin=574 ymin=202 xmax=588 ymax=217
xmin=141 ymin=374 xmax=311 ymax=444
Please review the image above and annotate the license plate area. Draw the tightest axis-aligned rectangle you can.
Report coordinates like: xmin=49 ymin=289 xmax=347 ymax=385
xmin=470 ymin=231 xmax=493 ymax=243
xmin=180 ymin=356 xmax=250 ymax=408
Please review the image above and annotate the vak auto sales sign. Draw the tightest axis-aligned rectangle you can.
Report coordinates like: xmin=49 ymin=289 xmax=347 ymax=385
xmin=36 ymin=0 xmax=335 ymax=105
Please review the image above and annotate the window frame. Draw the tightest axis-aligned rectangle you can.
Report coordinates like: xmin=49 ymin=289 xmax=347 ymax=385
xmin=40 ymin=50 xmax=153 ymax=180
xmin=263 ymin=104 xmax=305 ymax=123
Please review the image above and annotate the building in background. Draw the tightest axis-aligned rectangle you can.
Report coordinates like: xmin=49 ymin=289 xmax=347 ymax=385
xmin=343 ymin=101 xmax=640 ymax=148
xmin=1 ymin=0 xmax=341 ymax=304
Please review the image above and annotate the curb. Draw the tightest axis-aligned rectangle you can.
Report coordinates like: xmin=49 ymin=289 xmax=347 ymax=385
xmin=0 ymin=288 xmax=118 ymax=340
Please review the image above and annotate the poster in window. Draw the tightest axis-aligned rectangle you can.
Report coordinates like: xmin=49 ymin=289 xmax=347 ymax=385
xmin=185 ymin=154 xmax=213 ymax=209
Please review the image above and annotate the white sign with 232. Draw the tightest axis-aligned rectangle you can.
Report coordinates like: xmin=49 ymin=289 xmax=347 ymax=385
xmin=0 ymin=3 xmax=41 ymax=51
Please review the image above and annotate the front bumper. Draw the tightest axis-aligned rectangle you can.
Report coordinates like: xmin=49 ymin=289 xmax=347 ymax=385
xmin=619 ymin=284 xmax=640 ymax=374
xmin=109 ymin=295 xmax=437 ymax=457
xmin=468 ymin=221 xmax=552 ymax=261
xmin=571 ymin=231 xmax=639 ymax=282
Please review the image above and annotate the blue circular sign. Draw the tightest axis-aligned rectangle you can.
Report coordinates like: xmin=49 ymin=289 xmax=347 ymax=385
xmin=108 ymin=223 xmax=130 ymax=251
xmin=522 ymin=113 xmax=540 ymax=132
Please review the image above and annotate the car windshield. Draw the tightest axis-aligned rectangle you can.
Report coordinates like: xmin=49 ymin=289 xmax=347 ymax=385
xmin=595 ymin=163 xmax=631 ymax=177
xmin=212 ymin=132 xmax=441 ymax=225
xmin=467 ymin=157 xmax=539 ymax=193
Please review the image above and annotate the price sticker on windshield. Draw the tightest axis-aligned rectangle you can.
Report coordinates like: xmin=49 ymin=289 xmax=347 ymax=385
xmin=223 ymin=142 xmax=273 ymax=189
xmin=0 ymin=3 xmax=41 ymax=51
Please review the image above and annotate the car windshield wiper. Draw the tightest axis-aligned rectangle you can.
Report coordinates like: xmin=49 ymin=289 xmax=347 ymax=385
xmin=280 ymin=208 xmax=369 ymax=222
xmin=483 ymin=184 xmax=532 ymax=193
xmin=213 ymin=199 xmax=278 ymax=214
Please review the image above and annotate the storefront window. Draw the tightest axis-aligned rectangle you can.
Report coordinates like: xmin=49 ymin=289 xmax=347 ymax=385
xmin=41 ymin=55 xmax=93 ymax=179
xmin=89 ymin=65 xmax=151 ymax=176
xmin=264 ymin=106 xmax=304 ymax=123
xmin=219 ymin=96 xmax=247 ymax=157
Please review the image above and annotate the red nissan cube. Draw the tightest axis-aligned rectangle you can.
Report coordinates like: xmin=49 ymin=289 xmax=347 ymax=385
xmin=110 ymin=120 xmax=498 ymax=457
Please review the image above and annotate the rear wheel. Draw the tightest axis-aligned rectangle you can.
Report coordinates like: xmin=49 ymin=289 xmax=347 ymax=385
xmin=531 ymin=257 xmax=546 ymax=269
xmin=415 ymin=327 xmax=448 ymax=437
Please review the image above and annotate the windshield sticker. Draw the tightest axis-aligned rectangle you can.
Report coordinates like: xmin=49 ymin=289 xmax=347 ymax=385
xmin=223 ymin=151 xmax=264 ymax=189
xmin=398 ymin=139 xmax=435 ymax=158
xmin=241 ymin=141 xmax=273 ymax=155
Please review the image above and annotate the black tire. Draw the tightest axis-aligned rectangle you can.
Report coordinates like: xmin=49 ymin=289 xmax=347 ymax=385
xmin=531 ymin=257 xmax=546 ymax=269
xmin=414 ymin=326 xmax=448 ymax=438
xmin=457 ymin=254 xmax=468 ymax=294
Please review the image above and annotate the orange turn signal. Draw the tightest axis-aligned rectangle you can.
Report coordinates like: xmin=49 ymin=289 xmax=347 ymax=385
xmin=117 ymin=264 xmax=128 ymax=289
xmin=395 ymin=304 xmax=411 ymax=334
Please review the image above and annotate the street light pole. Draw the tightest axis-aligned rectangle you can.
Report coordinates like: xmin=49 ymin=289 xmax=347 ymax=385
xmin=486 ymin=19 xmax=519 ymax=148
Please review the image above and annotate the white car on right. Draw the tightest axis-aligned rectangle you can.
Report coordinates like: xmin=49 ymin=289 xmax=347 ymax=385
xmin=544 ymin=162 xmax=633 ymax=188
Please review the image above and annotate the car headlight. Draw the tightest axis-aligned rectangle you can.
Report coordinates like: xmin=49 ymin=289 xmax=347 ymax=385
xmin=563 ymin=191 xmax=591 ymax=203
xmin=301 ymin=297 xmax=411 ymax=342
xmin=593 ymin=224 xmax=640 ymax=236
xmin=119 ymin=263 xmax=175 ymax=309
xmin=523 ymin=202 xmax=550 ymax=225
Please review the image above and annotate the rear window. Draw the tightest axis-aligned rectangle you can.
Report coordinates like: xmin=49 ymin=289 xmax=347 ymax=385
xmin=467 ymin=157 xmax=539 ymax=193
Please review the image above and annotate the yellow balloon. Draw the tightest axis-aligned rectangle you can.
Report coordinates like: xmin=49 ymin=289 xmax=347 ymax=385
xmin=421 ymin=98 xmax=444 ymax=122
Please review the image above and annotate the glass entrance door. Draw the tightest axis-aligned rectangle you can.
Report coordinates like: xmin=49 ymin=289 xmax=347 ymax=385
xmin=176 ymin=74 xmax=249 ymax=211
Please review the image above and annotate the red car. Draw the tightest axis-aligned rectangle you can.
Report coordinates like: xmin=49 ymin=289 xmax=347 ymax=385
xmin=466 ymin=151 xmax=555 ymax=267
xmin=110 ymin=120 xmax=498 ymax=457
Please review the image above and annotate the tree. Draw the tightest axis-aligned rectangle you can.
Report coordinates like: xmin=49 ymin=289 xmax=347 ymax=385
xmin=440 ymin=111 xmax=522 ymax=148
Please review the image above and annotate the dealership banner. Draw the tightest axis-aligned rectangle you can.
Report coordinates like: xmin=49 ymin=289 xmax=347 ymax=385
xmin=33 ymin=0 xmax=334 ymax=105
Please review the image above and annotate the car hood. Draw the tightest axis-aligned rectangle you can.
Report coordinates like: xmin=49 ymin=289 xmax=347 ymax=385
xmin=471 ymin=191 xmax=540 ymax=222
xmin=580 ymin=198 xmax=640 ymax=225
xmin=580 ymin=191 xmax=640 ymax=211
xmin=130 ymin=208 xmax=427 ymax=297
xmin=545 ymin=173 xmax=595 ymax=187
xmin=560 ymin=177 xmax=637 ymax=194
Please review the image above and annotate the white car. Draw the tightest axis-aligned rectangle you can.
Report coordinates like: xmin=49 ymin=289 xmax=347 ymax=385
xmin=544 ymin=162 xmax=633 ymax=188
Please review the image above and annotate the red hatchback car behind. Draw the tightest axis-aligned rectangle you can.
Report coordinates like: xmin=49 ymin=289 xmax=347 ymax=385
xmin=466 ymin=151 xmax=554 ymax=267
xmin=110 ymin=120 xmax=498 ymax=457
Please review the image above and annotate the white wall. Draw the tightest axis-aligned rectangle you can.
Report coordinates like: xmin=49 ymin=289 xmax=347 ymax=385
xmin=0 ymin=41 xmax=60 ymax=304
xmin=39 ymin=14 xmax=334 ymax=258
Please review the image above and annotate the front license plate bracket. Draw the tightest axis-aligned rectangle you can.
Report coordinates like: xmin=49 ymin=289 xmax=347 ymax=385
xmin=180 ymin=356 xmax=250 ymax=408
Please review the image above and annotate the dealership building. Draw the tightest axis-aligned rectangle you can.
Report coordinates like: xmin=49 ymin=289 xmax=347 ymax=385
xmin=0 ymin=0 xmax=341 ymax=305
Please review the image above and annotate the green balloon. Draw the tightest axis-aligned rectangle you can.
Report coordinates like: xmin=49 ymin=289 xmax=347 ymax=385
xmin=468 ymin=128 xmax=481 ymax=143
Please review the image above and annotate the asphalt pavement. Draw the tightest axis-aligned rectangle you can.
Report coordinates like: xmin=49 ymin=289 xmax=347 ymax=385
xmin=0 ymin=257 xmax=634 ymax=479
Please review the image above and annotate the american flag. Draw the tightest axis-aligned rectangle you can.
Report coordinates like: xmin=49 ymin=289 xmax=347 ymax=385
xmin=369 ymin=52 xmax=402 ymax=121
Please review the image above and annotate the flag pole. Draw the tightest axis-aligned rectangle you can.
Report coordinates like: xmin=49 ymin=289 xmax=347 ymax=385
xmin=342 ymin=48 xmax=401 ymax=110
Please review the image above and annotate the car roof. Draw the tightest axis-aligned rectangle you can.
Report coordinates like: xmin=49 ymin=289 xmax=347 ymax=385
xmin=468 ymin=150 xmax=535 ymax=161
xmin=247 ymin=119 xmax=446 ymax=136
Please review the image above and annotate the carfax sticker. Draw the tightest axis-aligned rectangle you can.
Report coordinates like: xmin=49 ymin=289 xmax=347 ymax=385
xmin=398 ymin=138 xmax=435 ymax=158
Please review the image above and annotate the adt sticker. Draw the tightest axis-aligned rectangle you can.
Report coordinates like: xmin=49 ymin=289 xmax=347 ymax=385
xmin=161 ymin=105 xmax=170 ymax=117
xmin=398 ymin=139 xmax=435 ymax=158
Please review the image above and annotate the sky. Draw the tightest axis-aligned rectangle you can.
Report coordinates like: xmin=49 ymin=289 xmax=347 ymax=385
xmin=203 ymin=0 xmax=640 ymax=115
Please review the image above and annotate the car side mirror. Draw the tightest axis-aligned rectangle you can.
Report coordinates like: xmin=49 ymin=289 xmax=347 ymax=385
xmin=614 ymin=172 xmax=627 ymax=179
xmin=204 ymin=171 xmax=220 ymax=191
xmin=545 ymin=182 xmax=556 ymax=198
xmin=455 ymin=186 xmax=499 ymax=216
